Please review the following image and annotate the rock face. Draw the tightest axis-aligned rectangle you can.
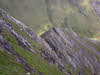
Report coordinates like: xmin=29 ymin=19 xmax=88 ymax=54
xmin=0 ymin=9 xmax=100 ymax=75
xmin=92 ymin=0 xmax=100 ymax=20
xmin=41 ymin=28 xmax=100 ymax=75
xmin=0 ymin=9 xmax=41 ymax=74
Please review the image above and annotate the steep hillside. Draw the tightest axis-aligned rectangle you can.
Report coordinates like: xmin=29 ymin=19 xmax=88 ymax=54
xmin=0 ymin=9 xmax=100 ymax=75
xmin=0 ymin=9 xmax=65 ymax=75
xmin=0 ymin=0 xmax=100 ymax=37
xmin=46 ymin=0 xmax=100 ymax=36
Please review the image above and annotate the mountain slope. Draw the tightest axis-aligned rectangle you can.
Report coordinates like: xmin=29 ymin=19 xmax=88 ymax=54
xmin=41 ymin=28 xmax=100 ymax=75
xmin=0 ymin=9 xmax=100 ymax=75
xmin=46 ymin=0 xmax=100 ymax=37
xmin=0 ymin=9 xmax=65 ymax=75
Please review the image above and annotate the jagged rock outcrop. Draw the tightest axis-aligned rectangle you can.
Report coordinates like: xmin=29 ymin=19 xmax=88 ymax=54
xmin=41 ymin=28 xmax=100 ymax=75
xmin=0 ymin=9 xmax=100 ymax=75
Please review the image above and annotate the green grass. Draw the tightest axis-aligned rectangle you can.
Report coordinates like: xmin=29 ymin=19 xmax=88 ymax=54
xmin=0 ymin=17 xmax=66 ymax=75
xmin=2 ymin=17 xmax=40 ymax=53
xmin=4 ymin=30 xmax=65 ymax=75
xmin=0 ymin=50 xmax=27 ymax=75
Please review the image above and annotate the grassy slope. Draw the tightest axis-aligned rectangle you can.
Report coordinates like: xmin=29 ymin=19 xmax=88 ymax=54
xmin=0 ymin=50 xmax=27 ymax=75
xmin=0 ymin=16 xmax=66 ymax=75
xmin=0 ymin=12 xmax=100 ymax=75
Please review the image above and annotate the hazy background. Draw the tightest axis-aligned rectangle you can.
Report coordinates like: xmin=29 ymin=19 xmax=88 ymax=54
xmin=0 ymin=0 xmax=100 ymax=37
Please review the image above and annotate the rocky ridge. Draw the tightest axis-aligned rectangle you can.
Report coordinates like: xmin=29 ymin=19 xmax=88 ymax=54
xmin=0 ymin=9 xmax=100 ymax=75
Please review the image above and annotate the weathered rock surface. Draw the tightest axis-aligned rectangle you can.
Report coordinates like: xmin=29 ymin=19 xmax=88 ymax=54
xmin=0 ymin=8 xmax=100 ymax=75
xmin=92 ymin=0 xmax=100 ymax=20
xmin=41 ymin=28 xmax=100 ymax=75
xmin=0 ymin=35 xmax=35 ymax=74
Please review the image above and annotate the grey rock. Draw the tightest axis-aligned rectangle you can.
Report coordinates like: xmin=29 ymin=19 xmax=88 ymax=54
xmin=0 ymin=8 xmax=100 ymax=75
xmin=41 ymin=27 xmax=100 ymax=74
